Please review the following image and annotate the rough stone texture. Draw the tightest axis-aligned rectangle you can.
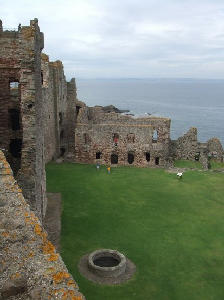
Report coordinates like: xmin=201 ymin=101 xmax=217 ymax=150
xmin=171 ymin=127 xmax=199 ymax=160
xmin=0 ymin=20 xmax=77 ymax=220
xmin=75 ymin=105 xmax=172 ymax=167
xmin=207 ymin=138 xmax=224 ymax=162
xmin=0 ymin=150 xmax=84 ymax=300
xmin=171 ymin=127 xmax=223 ymax=168
xmin=43 ymin=193 xmax=62 ymax=252
xmin=42 ymin=56 xmax=77 ymax=162
xmin=0 ymin=19 xmax=46 ymax=221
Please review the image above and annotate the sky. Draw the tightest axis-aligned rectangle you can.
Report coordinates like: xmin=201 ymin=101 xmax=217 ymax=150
xmin=1 ymin=0 xmax=224 ymax=79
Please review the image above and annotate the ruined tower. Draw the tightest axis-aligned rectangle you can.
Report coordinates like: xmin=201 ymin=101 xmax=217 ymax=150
xmin=0 ymin=19 xmax=46 ymax=220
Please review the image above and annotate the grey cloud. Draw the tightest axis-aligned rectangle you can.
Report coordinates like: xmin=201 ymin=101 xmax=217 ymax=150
xmin=1 ymin=0 xmax=224 ymax=78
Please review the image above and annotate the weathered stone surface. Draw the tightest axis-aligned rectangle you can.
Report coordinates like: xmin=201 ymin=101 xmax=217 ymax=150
xmin=75 ymin=105 xmax=172 ymax=167
xmin=0 ymin=150 xmax=85 ymax=300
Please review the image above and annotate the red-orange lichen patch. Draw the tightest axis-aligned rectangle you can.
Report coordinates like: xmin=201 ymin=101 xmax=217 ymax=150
xmin=62 ymin=290 xmax=83 ymax=300
xmin=34 ymin=224 xmax=42 ymax=235
xmin=1 ymin=231 xmax=9 ymax=237
xmin=48 ymin=253 xmax=59 ymax=262
xmin=53 ymin=271 xmax=70 ymax=284
xmin=42 ymin=240 xmax=55 ymax=254
xmin=11 ymin=272 xmax=21 ymax=279
xmin=67 ymin=280 xmax=77 ymax=288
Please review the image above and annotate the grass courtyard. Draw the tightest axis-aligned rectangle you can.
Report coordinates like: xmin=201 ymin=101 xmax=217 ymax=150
xmin=46 ymin=163 xmax=224 ymax=300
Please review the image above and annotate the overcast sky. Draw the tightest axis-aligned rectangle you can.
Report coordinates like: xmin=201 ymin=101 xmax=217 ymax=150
xmin=1 ymin=0 xmax=224 ymax=79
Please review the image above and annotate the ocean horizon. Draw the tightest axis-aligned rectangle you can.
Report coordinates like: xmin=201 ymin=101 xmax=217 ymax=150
xmin=76 ymin=78 xmax=224 ymax=146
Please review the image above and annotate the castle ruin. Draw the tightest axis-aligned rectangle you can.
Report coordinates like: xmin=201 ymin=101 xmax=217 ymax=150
xmin=0 ymin=19 xmax=223 ymax=299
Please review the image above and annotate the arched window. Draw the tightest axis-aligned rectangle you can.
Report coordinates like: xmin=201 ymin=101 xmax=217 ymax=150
xmin=111 ymin=154 xmax=118 ymax=164
xmin=128 ymin=153 xmax=134 ymax=164
xmin=152 ymin=129 xmax=158 ymax=143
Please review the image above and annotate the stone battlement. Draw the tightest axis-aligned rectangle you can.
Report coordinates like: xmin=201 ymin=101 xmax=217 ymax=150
xmin=0 ymin=150 xmax=84 ymax=299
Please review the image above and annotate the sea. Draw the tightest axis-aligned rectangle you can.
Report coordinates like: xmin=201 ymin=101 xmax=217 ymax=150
xmin=76 ymin=78 xmax=224 ymax=146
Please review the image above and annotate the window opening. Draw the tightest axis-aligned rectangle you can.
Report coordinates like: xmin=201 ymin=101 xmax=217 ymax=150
xmin=96 ymin=152 xmax=102 ymax=159
xmin=8 ymin=109 xmax=20 ymax=131
xmin=145 ymin=152 xmax=150 ymax=162
xmin=155 ymin=157 xmax=160 ymax=165
xmin=152 ymin=130 xmax=158 ymax=143
xmin=111 ymin=154 xmax=118 ymax=164
xmin=128 ymin=153 xmax=134 ymax=164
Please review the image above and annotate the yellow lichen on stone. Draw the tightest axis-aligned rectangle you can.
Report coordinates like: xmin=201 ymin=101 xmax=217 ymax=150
xmin=53 ymin=271 xmax=70 ymax=284
xmin=48 ymin=253 xmax=59 ymax=262
xmin=34 ymin=224 xmax=42 ymax=235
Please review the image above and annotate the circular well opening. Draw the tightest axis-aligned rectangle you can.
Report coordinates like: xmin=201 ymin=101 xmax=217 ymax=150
xmin=93 ymin=255 xmax=120 ymax=267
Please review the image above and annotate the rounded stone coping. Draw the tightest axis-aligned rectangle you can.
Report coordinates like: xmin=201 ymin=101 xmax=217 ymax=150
xmin=78 ymin=250 xmax=136 ymax=285
xmin=88 ymin=249 xmax=126 ymax=278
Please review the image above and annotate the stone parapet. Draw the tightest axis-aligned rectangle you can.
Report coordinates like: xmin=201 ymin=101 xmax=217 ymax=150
xmin=0 ymin=150 xmax=85 ymax=300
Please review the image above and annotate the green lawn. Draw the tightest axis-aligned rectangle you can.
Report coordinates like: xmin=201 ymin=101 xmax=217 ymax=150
xmin=46 ymin=163 xmax=224 ymax=300
xmin=174 ymin=160 xmax=202 ymax=169
xmin=209 ymin=159 xmax=224 ymax=170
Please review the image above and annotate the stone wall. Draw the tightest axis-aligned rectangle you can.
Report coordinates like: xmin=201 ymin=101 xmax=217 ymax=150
xmin=0 ymin=19 xmax=46 ymax=221
xmin=75 ymin=106 xmax=171 ymax=167
xmin=42 ymin=57 xmax=77 ymax=162
xmin=0 ymin=150 xmax=84 ymax=300
xmin=171 ymin=127 xmax=223 ymax=168
xmin=0 ymin=20 xmax=78 ymax=220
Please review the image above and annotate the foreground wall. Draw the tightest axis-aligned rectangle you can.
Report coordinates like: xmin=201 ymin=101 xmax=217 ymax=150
xmin=0 ymin=19 xmax=46 ymax=220
xmin=0 ymin=150 xmax=84 ymax=299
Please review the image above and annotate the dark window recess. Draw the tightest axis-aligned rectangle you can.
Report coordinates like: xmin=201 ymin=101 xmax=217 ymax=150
xmin=128 ymin=153 xmax=134 ymax=164
xmin=8 ymin=109 xmax=20 ymax=130
xmin=60 ymin=130 xmax=64 ymax=140
xmin=41 ymin=71 xmax=43 ymax=85
xmin=145 ymin=152 xmax=150 ymax=162
xmin=195 ymin=152 xmax=200 ymax=161
xmin=96 ymin=152 xmax=102 ymax=159
xmin=111 ymin=154 xmax=118 ymax=164
xmin=155 ymin=157 xmax=160 ymax=165
xmin=9 ymin=139 xmax=22 ymax=158
xmin=59 ymin=112 xmax=62 ymax=125
xmin=76 ymin=106 xmax=81 ymax=116
xmin=152 ymin=130 xmax=158 ymax=143
xmin=60 ymin=147 xmax=66 ymax=157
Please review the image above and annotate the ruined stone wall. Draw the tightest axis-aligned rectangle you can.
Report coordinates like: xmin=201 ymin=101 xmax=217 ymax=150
xmin=0 ymin=19 xmax=46 ymax=220
xmin=170 ymin=127 xmax=223 ymax=168
xmin=42 ymin=57 xmax=77 ymax=162
xmin=207 ymin=138 xmax=223 ymax=162
xmin=0 ymin=150 xmax=84 ymax=300
xmin=75 ymin=106 xmax=171 ymax=167
xmin=171 ymin=127 xmax=199 ymax=160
